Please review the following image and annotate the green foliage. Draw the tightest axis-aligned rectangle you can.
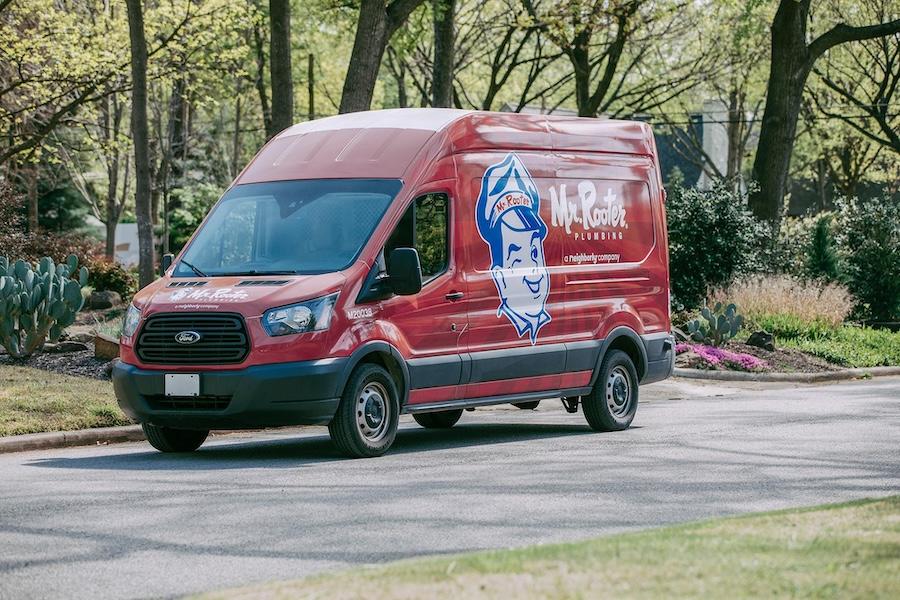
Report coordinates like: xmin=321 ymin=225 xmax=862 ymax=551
xmin=686 ymin=302 xmax=745 ymax=346
xmin=0 ymin=182 xmax=103 ymax=266
xmin=666 ymin=178 xmax=770 ymax=309
xmin=38 ymin=185 xmax=91 ymax=233
xmin=0 ymin=255 xmax=87 ymax=359
xmin=751 ymin=313 xmax=837 ymax=341
xmin=835 ymin=195 xmax=900 ymax=321
xmin=754 ymin=312 xmax=900 ymax=368
xmin=167 ymin=182 xmax=220 ymax=253
xmin=86 ymin=258 xmax=135 ymax=299
xmin=805 ymin=214 xmax=841 ymax=282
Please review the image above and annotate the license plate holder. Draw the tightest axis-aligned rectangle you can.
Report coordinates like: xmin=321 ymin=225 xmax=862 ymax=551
xmin=165 ymin=374 xmax=200 ymax=397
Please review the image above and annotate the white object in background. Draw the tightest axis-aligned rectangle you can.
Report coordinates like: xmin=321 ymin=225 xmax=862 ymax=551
xmin=114 ymin=223 xmax=139 ymax=267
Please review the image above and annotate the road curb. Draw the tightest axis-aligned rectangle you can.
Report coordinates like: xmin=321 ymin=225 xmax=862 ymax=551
xmin=673 ymin=366 xmax=900 ymax=383
xmin=0 ymin=425 xmax=145 ymax=454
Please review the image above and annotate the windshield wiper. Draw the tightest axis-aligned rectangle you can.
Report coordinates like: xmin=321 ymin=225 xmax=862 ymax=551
xmin=218 ymin=270 xmax=298 ymax=276
xmin=180 ymin=259 xmax=207 ymax=278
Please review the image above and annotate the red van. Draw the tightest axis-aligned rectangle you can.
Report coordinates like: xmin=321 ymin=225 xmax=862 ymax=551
xmin=113 ymin=109 xmax=674 ymax=458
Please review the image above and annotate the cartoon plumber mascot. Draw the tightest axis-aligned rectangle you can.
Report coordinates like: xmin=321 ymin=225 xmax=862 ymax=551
xmin=476 ymin=152 xmax=551 ymax=345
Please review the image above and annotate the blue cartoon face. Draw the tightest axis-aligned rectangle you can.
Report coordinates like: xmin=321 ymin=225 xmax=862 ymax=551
xmin=475 ymin=153 xmax=551 ymax=344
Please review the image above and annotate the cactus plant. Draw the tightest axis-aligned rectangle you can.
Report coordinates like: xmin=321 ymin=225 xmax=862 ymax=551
xmin=685 ymin=301 xmax=744 ymax=347
xmin=0 ymin=255 xmax=88 ymax=359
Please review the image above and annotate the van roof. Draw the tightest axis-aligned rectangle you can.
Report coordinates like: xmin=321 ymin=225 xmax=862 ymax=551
xmin=236 ymin=109 xmax=654 ymax=184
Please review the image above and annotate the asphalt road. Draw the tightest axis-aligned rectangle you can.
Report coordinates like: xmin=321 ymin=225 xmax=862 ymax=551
xmin=1 ymin=377 xmax=898 ymax=599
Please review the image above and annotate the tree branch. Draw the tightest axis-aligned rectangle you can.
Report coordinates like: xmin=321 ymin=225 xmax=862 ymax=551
xmin=808 ymin=19 xmax=900 ymax=65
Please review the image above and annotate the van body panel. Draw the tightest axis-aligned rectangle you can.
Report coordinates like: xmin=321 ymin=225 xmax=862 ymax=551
xmin=115 ymin=109 xmax=674 ymax=432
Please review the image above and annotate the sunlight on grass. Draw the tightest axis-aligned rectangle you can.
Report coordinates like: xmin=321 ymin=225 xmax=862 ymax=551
xmin=198 ymin=497 xmax=900 ymax=600
xmin=0 ymin=365 xmax=131 ymax=436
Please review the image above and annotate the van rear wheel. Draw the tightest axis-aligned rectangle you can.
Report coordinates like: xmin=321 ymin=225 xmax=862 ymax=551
xmin=142 ymin=423 xmax=208 ymax=453
xmin=582 ymin=349 xmax=638 ymax=431
xmin=328 ymin=363 xmax=400 ymax=458
xmin=413 ymin=409 xmax=463 ymax=429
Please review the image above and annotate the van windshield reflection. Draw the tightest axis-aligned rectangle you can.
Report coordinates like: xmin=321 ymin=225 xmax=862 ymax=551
xmin=173 ymin=179 xmax=402 ymax=278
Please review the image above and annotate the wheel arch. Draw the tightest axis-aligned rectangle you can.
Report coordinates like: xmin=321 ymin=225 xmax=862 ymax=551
xmin=338 ymin=342 xmax=410 ymax=406
xmin=590 ymin=327 xmax=648 ymax=386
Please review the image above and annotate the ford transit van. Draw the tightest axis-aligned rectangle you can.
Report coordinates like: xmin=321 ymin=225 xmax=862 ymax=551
xmin=113 ymin=109 xmax=674 ymax=458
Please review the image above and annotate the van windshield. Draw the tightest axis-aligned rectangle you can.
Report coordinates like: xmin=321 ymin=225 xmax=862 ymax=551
xmin=173 ymin=179 xmax=402 ymax=277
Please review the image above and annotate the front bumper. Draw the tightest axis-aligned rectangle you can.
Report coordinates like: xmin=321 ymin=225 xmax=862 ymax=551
xmin=112 ymin=358 xmax=347 ymax=430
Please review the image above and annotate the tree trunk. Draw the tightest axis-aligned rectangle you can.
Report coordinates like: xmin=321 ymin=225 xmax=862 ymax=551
xmin=749 ymin=0 xmax=900 ymax=225
xmin=26 ymin=164 xmax=38 ymax=232
xmin=232 ymin=82 xmax=242 ymax=177
xmin=571 ymin=46 xmax=592 ymax=117
xmin=307 ymin=53 xmax=315 ymax=120
xmin=431 ymin=0 xmax=455 ymax=108
xmin=105 ymin=149 xmax=120 ymax=259
xmin=749 ymin=2 xmax=810 ymax=224
xmin=269 ymin=0 xmax=293 ymax=136
xmin=253 ymin=19 xmax=273 ymax=137
xmin=340 ymin=0 xmax=426 ymax=114
xmin=726 ymin=89 xmax=743 ymax=181
xmin=126 ymin=0 xmax=155 ymax=288
xmin=341 ymin=0 xmax=391 ymax=114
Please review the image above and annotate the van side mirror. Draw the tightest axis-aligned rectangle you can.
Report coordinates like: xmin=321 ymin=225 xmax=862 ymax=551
xmin=161 ymin=253 xmax=174 ymax=276
xmin=386 ymin=248 xmax=422 ymax=296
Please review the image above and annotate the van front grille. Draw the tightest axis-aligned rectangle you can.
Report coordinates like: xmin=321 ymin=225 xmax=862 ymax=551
xmin=146 ymin=395 xmax=232 ymax=411
xmin=135 ymin=313 xmax=249 ymax=365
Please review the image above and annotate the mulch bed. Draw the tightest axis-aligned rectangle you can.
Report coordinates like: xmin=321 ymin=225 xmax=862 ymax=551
xmin=676 ymin=341 xmax=841 ymax=374
xmin=0 ymin=341 xmax=114 ymax=380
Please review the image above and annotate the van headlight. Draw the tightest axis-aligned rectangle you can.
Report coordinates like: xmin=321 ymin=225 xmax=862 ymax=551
xmin=262 ymin=293 xmax=338 ymax=337
xmin=122 ymin=303 xmax=142 ymax=338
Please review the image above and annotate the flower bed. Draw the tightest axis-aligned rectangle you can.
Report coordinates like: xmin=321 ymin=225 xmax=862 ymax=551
xmin=676 ymin=343 xmax=768 ymax=372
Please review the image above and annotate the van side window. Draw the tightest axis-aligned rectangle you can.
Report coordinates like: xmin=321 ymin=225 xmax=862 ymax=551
xmin=385 ymin=193 xmax=449 ymax=283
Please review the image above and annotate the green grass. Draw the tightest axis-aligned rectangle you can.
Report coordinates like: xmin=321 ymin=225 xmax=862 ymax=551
xmin=752 ymin=314 xmax=900 ymax=368
xmin=0 ymin=365 xmax=131 ymax=436
xmin=198 ymin=497 xmax=900 ymax=600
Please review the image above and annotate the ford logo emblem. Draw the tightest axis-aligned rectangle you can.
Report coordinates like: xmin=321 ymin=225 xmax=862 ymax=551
xmin=174 ymin=330 xmax=201 ymax=345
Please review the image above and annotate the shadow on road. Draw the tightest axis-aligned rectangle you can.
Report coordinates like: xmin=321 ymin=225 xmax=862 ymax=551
xmin=26 ymin=421 xmax=605 ymax=471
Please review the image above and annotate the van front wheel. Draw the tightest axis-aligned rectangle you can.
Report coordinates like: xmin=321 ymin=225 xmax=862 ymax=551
xmin=583 ymin=350 xmax=638 ymax=432
xmin=142 ymin=423 xmax=208 ymax=453
xmin=328 ymin=363 xmax=400 ymax=458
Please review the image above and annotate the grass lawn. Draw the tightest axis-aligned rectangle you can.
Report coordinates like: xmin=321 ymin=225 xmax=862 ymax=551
xmin=0 ymin=365 xmax=131 ymax=437
xmin=199 ymin=497 xmax=900 ymax=600
xmin=753 ymin=314 xmax=900 ymax=368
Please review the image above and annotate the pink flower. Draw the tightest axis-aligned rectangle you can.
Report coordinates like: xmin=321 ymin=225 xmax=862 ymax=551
xmin=679 ymin=343 xmax=768 ymax=371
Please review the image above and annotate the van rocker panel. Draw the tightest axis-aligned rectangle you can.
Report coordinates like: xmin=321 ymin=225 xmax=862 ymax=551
xmin=112 ymin=359 xmax=346 ymax=430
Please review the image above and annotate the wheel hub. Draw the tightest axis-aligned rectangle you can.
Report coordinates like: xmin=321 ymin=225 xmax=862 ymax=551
xmin=606 ymin=366 xmax=632 ymax=418
xmin=356 ymin=382 xmax=390 ymax=442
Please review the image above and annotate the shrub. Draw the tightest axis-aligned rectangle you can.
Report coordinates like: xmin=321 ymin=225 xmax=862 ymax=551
xmin=86 ymin=258 xmax=135 ymax=298
xmin=710 ymin=275 xmax=852 ymax=329
xmin=0 ymin=255 xmax=87 ymax=358
xmin=771 ymin=213 xmax=819 ymax=275
xmin=666 ymin=177 xmax=770 ymax=309
xmin=835 ymin=194 xmax=900 ymax=321
xmin=0 ymin=180 xmax=102 ymax=266
xmin=805 ymin=215 xmax=840 ymax=282
xmin=775 ymin=325 xmax=900 ymax=368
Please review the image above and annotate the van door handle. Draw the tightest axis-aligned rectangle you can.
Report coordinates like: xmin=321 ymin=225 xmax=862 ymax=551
xmin=445 ymin=291 xmax=465 ymax=301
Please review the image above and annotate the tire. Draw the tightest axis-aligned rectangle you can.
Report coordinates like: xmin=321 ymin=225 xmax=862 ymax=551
xmin=512 ymin=401 xmax=540 ymax=410
xmin=142 ymin=423 xmax=208 ymax=453
xmin=328 ymin=363 xmax=400 ymax=458
xmin=582 ymin=349 xmax=639 ymax=432
xmin=412 ymin=409 xmax=463 ymax=429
